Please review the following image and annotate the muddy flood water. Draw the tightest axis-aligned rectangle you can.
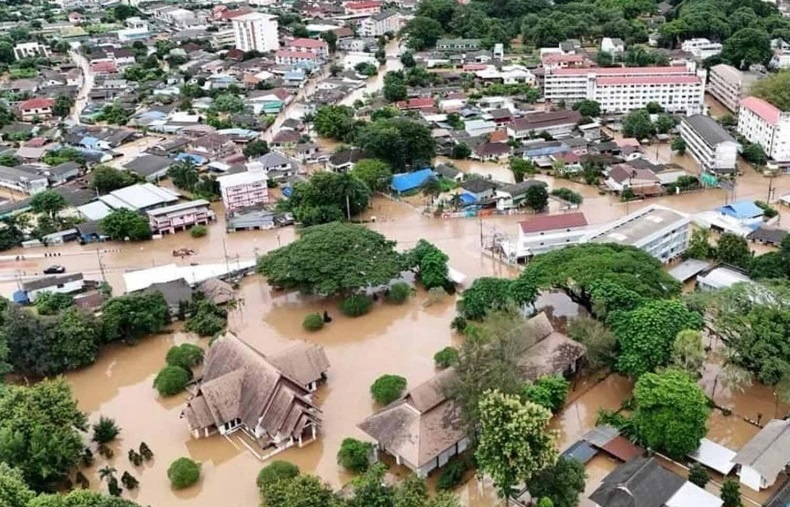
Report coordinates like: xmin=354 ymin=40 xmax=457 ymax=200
xmin=0 ymin=158 xmax=786 ymax=506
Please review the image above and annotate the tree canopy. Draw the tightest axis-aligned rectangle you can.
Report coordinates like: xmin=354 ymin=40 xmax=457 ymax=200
xmin=100 ymin=292 xmax=170 ymax=343
xmin=751 ymin=71 xmax=790 ymax=111
xmin=520 ymin=243 xmax=681 ymax=315
xmin=89 ymin=165 xmax=141 ymax=194
xmin=458 ymin=277 xmax=537 ymax=320
xmin=285 ymin=172 xmax=370 ymax=226
xmin=257 ymin=222 xmax=403 ymax=296
xmin=350 ymin=159 xmax=392 ymax=192
xmin=99 ymin=209 xmax=152 ymax=241
xmin=313 ymin=105 xmax=357 ymax=141
xmin=526 ymin=456 xmax=586 ymax=507
xmin=632 ymin=369 xmax=710 ymax=459
xmin=355 ymin=118 xmax=436 ymax=171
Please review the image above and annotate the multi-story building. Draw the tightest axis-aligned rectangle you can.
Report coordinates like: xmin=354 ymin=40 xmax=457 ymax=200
xmin=147 ymin=199 xmax=213 ymax=235
xmin=285 ymin=38 xmax=329 ymax=61
xmin=344 ymin=1 xmax=382 ymax=16
xmin=543 ymin=62 xmax=706 ymax=114
xmin=359 ymin=11 xmax=402 ymax=37
xmin=738 ymin=96 xmax=790 ymax=167
xmin=217 ymin=171 xmax=269 ymax=211
xmin=581 ymin=205 xmax=691 ymax=263
xmin=513 ymin=212 xmax=590 ymax=259
xmin=436 ymin=38 xmax=481 ymax=52
xmin=212 ymin=28 xmax=236 ymax=48
xmin=13 ymin=42 xmax=49 ymax=60
xmin=275 ymin=50 xmax=320 ymax=66
xmin=679 ymin=114 xmax=740 ymax=173
xmin=232 ymin=12 xmax=279 ymax=53
xmin=681 ymin=38 xmax=723 ymax=59
xmin=18 ymin=97 xmax=55 ymax=121
xmin=707 ymin=64 xmax=762 ymax=113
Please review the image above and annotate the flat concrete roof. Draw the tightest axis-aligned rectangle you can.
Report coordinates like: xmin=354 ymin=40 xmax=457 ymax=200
xmin=585 ymin=205 xmax=688 ymax=246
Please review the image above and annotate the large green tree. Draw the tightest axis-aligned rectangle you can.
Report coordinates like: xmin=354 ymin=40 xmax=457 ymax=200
xmin=520 ymin=244 xmax=681 ymax=315
xmin=100 ymin=209 xmax=151 ymax=241
xmin=0 ymin=463 xmax=35 ymax=507
xmin=0 ymin=380 xmax=87 ymax=491
xmin=100 ymin=292 xmax=169 ymax=343
xmin=610 ymin=299 xmax=703 ymax=377
xmin=721 ymin=27 xmax=771 ymax=69
xmin=351 ymin=159 xmax=393 ymax=192
xmin=89 ymin=165 xmax=141 ymax=194
xmin=402 ymin=17 xmax=444 ymax=50
xmin=752 ymin=70 xmax=790 ymax=111
xmin=30 ymin=191 xmax=67 ymax=221
xmin=715 ymin=232 xmax=752 ymax=270
xmin=30 ymin=490 xmax=143 ymax=507
xmin=262 ymin=474 xmax=340 ymax=507
xmin=476 ymin=390 xmax=558 ymax=498
xmin=356 ymin=118 xmax=436 ymax=171
xmin=406 ymin=239 xmax=449 ymax=290
xmin=526 ymin=456 xmax=586 ymax=507
xmin=458 ymin=277 xmax=537 ymax=320
xmin=257 ymin=222 xmax=403 ymax=296
xmin=313 ymin=105 xmax=357 ymax=141
xmin=287 ymin=172 xmax=370 ymax=226
xmin=621 ymin=109 xmax=655 ymax=140
xmin=632 ymin=369 xmax=710 ymax=459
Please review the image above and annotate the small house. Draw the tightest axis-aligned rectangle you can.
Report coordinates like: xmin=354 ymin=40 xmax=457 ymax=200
xmin=144 ymin=278 xmax=193 ymax=317
xmin=459 ymin=178 xmax=497 ymax=202
xmin=18 ymin=273 xmax=85 ymax=303
xmin=732 ymin=419 xmax=790 ymax=491
xmin=390 ymin=169 xmax=436 ymax=194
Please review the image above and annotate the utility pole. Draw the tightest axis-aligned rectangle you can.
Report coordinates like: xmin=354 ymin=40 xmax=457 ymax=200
xmin=222 ymin=238 xmax=230 ymax=274
xmin=95 ymin=248 xmax=106 ymax=283
xmin=767 ymin=175 xmax=776 ymax=203
xmin=479 ymin=213 xmax=483 ymax=249
xmin=346 ymin=193 xmax=351 ymax=221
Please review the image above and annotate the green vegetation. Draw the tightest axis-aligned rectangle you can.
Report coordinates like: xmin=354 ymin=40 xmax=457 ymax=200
xmin=303 ymin=313 xmax=325 ymax=331
xmin=350 ymin=159 xmax=392 ymax=192
xmin=153 ymin=366 xmax=191 ymax=396
xmin=526 ymin=457 xmax=587 ymax=507
xmin=257 ymin=461 xmax=300 ymax=496
xmin=101 ymin=292 xmax=169 ymax=343
xmin=89 ymin=165 xmax=142 ymax=194
xmin=550 ymin=188 xmax=583 ymax=205
xmin=434 ymin=347 xmax=459 ymax=368
xmin=92 ymin=416 xmax=121 ymax=445
xmin=34 ymin=291 xmax=74 ymax=315
xmin=184 ymin=299 xmax=227 ymax=336
xmin=721 ymin=478 xmax=742 ymax=507
xmin=100 ymin=209 xmax=152 ymax=241
xmin=165 ymin=344 xmax=204 ymax=371
xmin=458 ymin=277 xmax=537 ymax=320
xmin=356 ymin=118 xmax=435 ymax=171
xmin=190 ymin=224 xmax=208 ymax=238
xmin=688 ymin=463 xmax=710 ymax=488
xmin=386 ymin=282 xmax=412 ymax=304
xmin=567 ymin=316 xmax=616 ymax=371
xmin=167 ymin=457 xmax=201 ymax=489
xmin=671 ymin=137 xmax=687 ymax=155
xmin=370 ymin=374 xmax=407 ymax=404
xmin=406 ymin=239 xmax=450 ymax=290
xmin=340 ymin=294 xmax=374 ymax=317
xmin=283 ymin=172 xmax=370 ymax=226
xmin=337 ymin=438 xmax=373 ymax=473
xmin=522 ymin=375 xmax=570 ymax=414
xmin=167 ymin=159 xmax=219 ymax=201
xmin=751 ymin=71 xmax=790 ymax=111
xmin=436 ymin=460 xmax=467 ymax=491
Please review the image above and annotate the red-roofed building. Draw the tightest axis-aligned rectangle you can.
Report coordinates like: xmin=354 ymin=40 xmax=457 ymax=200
xmin=345 ymin=0 xmax=381 ymax=16
xmin=18 ymin=97 xmax=55 ymax=121
xmin=738 ymin=96 xmax=790 ymax=165
xmin=541 ymin=53 xmax=593 ymax=69
xmin=396 ymin=97 xmax=435 ymax=111
xmin=285 ymin=38 xmax=329 ymax=61
xmin=90 ymin=60 xmax=118 ymax=75
xmin=515 ymin=212 xmax=589 ymax=258
xmin=275 ymin=50 xmax=320 ymax=66
xmin=544 ymin=61 xmax=706 ymax=114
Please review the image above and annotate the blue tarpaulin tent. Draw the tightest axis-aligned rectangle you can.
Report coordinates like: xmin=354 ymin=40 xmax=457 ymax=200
xmin=390 ymin=169 xmax=436 ymax=194
xmin=717 ymin=200 xmax=764 ymax=219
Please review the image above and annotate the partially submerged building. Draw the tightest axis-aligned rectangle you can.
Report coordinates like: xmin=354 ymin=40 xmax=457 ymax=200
xmin=732 ymin=419 xmax=790 ymax=491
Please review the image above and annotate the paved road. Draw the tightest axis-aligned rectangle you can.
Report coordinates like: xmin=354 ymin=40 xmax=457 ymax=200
xmin=69 ymin=50 xmax=94 ymax=124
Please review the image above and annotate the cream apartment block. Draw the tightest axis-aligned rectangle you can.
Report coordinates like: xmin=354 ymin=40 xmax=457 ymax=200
xmin=359 ymin=11 xmax=403 ymax=37
xmin=707 ymin=64 xmax=761 ymax=113
xmin=738 ymin=96 xmax=790 ymax=167
xmin=679 ymin=114 xmax=740 ymax=173
xmin=217 ymin=171 xmax=270 ymax=211
xmin=285 ymin=38 xmax=329 ymax=61
xmin=543 ymin=62 xmax=706 ymax=114
xmin=232 ymin=12 xmax=279 ymax=53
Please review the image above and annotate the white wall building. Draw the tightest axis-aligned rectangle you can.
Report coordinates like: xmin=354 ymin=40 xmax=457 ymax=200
xmin=707 ymin=64 xmax=762 ymax=113
xmin=681 ymin=38 xmax=723 ymax=59
xmin=22 ymin=274 xmax=85 ymax=303
xmin=13 ymin=42 xmax=49 ymax=60
xmin=600 ymin=37 xmax=625 ymax=55
xmin=512 ymin=212 xmax=590 ymax=258
xmin=232 ymin=12 xmax=279 ymax=53
xmin=359 ymin=11 xmax=402 ymax=37
xmin=738 ymin=96 xmax=790 ymax=166
xmin=217 ymin=170 xmax=269 ymax=211
xmin=581 ymin=205 xmax=691 ymax=263
xmin=543 ymin=62 xmax=706 ymax=114
xmin=679 ymin=114 xmax=740 ymax=173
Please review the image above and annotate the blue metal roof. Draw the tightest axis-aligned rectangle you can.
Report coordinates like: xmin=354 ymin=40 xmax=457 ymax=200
xmin=561 ymin=440 xmax=598 ymax=464
xmin=175 ymin=153 xmax=207 ymax=165
xmin=390 ymin=169 xmax=435 ymax=193
xmin=717 ymin=200 xmax=764 ymax=219
xmin=459 ymin=192 xmax=477 ymax=205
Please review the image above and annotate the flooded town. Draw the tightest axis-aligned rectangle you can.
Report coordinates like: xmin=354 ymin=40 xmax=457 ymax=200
xmin=0 ymin=1 xmax=790 ymax=507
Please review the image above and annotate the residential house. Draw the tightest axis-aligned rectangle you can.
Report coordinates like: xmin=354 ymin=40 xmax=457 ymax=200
xmin=226 ymin=207 xmax=277 ymax=231
xmin=680 ymin=115 xmax=739 ymax=173
xmin=190 ymin=133 xmax=239 ymax=160
xmin=197 ymin=278 xmax=235 ymax=305
xmin=732 ymin=419 xmax=790 ymax=491
xmin=359 ymin=11 xmax=402 ymax=37
xmin=434 ymin=163 xmax=463 ymax=182
xmin=582 ymin=204 xmax=691 ymax=263
xmin=268 ymin=342 xmax=331 ymax=392
xmin=716 ymin=200 xmax=765 ymax=229
xmin=459 ymin=178 xmax=497 ymax=202
xmin=396 ymin=97 xmax=435 ymax=112
xmin=271 ymin=129 xmax=301 ymax=149
xmin=45 ymin=161 xmax=82 ymax=186
xmin=590 ymin=457 xmax=723 ymax=507
xmin=327 ymin=147 xmax=365 ymax=172
xmin=144 ymin=278 xmax=193 ymax=316
xmin=605 ymin=163 xmax=662 ymax=196
xmin=285 ymin=38 xmax=329 ymax=61
xmin=258 ymin=152 xmax=295 ymax=179
xmin=473 ymin=142 xmax=510 ymax=161
xmin=509 ymin=212 xmax=590 ymax=259
xmin=18 ymin=98 xmax=55 ymax=121
xmin=600 ymin=37 xmax=625 ymax=55
xmin=0 ymin=165 xmax=49 ymax=194
xmin=217 ymin=170 xmax=269 ymax=211
xmin=182 ymin=333 xmax=327 ymax=456
xmin=746 ymin=226 xmax=787 ymax=247
xmin=507 ymin=110 xmax=583 ymax=139
xmin=13 ymin=42 xmax=49 ymax=60
xmin=123 ymin=154 xmax=174 ymax=181
xmin=436 ymin=39 xmax=481 ymax=52
xmin=147 ymin=199 xmax=213 ymax=235
xmin=696 ymin=265 xmax=753 ymax=291
xmin=294 ymin=143 xmax=320 ymax=162
xmin=464 ymin=119 xmax=497 ymax=137
xmin=681 ymin=38 xmax=723 ymax=59
xmin=18 ymin=273 xmax=85 ymax=303
xmin=494 ymin=180 xmax=548 ymax=209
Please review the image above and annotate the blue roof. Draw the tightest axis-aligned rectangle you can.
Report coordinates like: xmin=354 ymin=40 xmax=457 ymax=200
xmin=282 ymin=186 xmax=293 ymax=197
xmin=80 ymin=136 xmax=99 ymax=149
xmin=459 ymin=192 xmax=477 ymax=205
xmin=390 ymin=169 xmax=435 ymax=193
xmin=717 ymin=200 xmax=764 ymax=219
xmin=561 ymin=440 xmax=598 ymax=464
xmin=175 ymin=153 xmax=208 ymax=165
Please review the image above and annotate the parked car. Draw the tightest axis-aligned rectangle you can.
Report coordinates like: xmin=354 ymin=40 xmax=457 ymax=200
xmin=43 ymin=265 xmax=66 ymax=274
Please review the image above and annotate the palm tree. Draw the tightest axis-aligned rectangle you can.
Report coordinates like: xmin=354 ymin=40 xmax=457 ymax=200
xmin=449 ymin=192 xmax=463 ymax=211
xmin=98 ymin=466 xmax=117 ymax=483
xmin=420 ymin=177 xmax=442 ymax=204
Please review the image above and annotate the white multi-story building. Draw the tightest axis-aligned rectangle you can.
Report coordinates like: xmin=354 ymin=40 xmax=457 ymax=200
xmin=285 ymin=38 xmax=329 ymax=61
xmin=512 ymin=212 xmax=590 ymax=259
xmin=581 ymin=205 xmax=691 ymax=263
xmin=707 ymin=64 xmax=762 ymax=113
xmin=738 ymin=96 xmax=790 ymax=167
xmin=232 ymin=12 xmax=279 ymax=53
xmin=359 ymin=11 xmax=402 ymax=37
xmin=679 ymin=114 xmax=740 ymax=173
xmin=543 ymin=62 xmax=706 ymax=114
xmin=216 ymin=170 xmax=269 ymax=211
xmin=681 ymin=38 xmax=723 ymax=59
xmin=275 ymin=50 xmax=320 ymax=66
xmin=13 ymin=42 xmax=49 ymax=60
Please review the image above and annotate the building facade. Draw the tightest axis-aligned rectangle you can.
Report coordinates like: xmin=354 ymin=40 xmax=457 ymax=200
xmin=679 ymin=114 xmax=740 ymax=173
xmin=13 ymin=42 xmax=50 ymax=60
xmin=513 ymin=212 xmax=590 ymax=258
xmin=707 ymin=64 xmax=761 ymax=113
xmin=232 ymin=13 xmax=279 ymax=53
xmin=543 ymin=63 xmax=706 ymax=114
xmin=738 ymin=96 xmax=790 ymax=166
xmin=147 ymin=199 xmax=213 ymax=235
xmin=285 ymin=38 xmax=329 ymax=60
xmin=217 ymin=170 xmax=269 ymax=211
xmin=359 ymin=11 xmax=402 ymax=37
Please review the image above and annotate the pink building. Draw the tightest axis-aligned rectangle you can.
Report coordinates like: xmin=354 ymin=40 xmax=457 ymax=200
xmin=286 ymin=38 xmax=329 ymax=60
xmin=147 ymin=199 xmax=213 ymax=235
xmin=216 ymin=171 xmax=269 ymax=211
xmin=344 ymin=0 xmax=381 ymax=16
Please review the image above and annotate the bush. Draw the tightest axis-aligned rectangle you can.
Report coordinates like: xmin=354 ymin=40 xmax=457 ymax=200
xmin=688 ymin=463 xmax=710 ymax=488
xmin=167 ymin=457 xmax=201 ymax=489
xmin=190 ymin=225 xmax=208 ymax=238
xmin=153 ymin=365 xmax=191 ymax=396
xmin=303 ymin=313 xmax=324 ymax=331
xmin=340 ymin=294 xmax=373 ymax=317
xmin=184 ymin=299 xmax=228 ymax=337
xmin=257 ymin=461 xmax=299 ymax=495
xmin=522 ymin=375 xmax=570 ymax=413
xmin=92 ymin=416 xmax=121 ymax=444
xmin=370 ymin=374 xmax=407 ymax=404
xmin=337 ymin=438 xmax=373 ymax=473
xmin=386 ymin=282 xmax=411 ymax=304
xmin=434 ymin=347 xmax=459 ymax=369
xmin=450 ymin=316 xmax=467 ymax=332
xmin=436 ymin=459 xmax=467 ymax=490
xmin=166 ymin=343 xmax=204 ymax=370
